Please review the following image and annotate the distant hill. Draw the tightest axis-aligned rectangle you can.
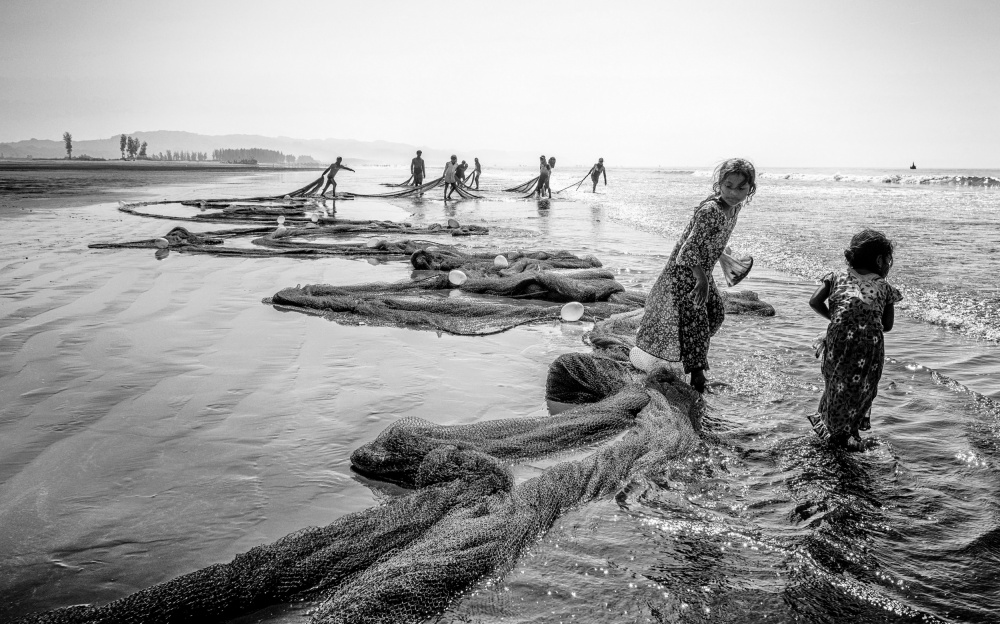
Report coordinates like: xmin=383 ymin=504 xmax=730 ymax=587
xmin=0 ymin=131 xmax=538 ymax=167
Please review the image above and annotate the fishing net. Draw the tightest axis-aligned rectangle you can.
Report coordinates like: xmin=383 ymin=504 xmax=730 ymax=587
xmin=17 ymin=371 xmax=699 ymax=624
xmin=16 ymin=280 xmax=779 ymax=623
xmin=264 ymin=269 xmax=647 ymax=336
xmin=118 ymin=200 xmax=349 ymax=226
xmin=344 ymin=177 xmax=483 ymax=200
xmin=381 ymin=175 xmax=416 ymax=187
xmin=88 ymin=225 xmax=268 ymax=250
xmin=265 ymin=266 xmax=773 ymax=336
xmin=89 ymin=220 xmax=489 ymax=258
xmin=503 ymin=176 xmax=539 ymax=193
xmin=409 ymin=248 xmax=602 ymax=273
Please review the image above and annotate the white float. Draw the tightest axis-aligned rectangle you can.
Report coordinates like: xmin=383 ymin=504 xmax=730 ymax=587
xmin=447 ymin=218 xmax=460 ymax=228
xmin=365 ymin=238 xmax=386 ymax=248
xmin=310 ymin=214 xmax=319 ymax=223
xmin=494 ymin=255 xmax=509 ymax=268
xmin=448 ymin=269 xmax=468 ymax=286
xmin=153 ymin=238 xmax=169 ymax=249
xmin=560 ymin=301 xmax=585 ymax=322
xmin=277 ymin=216 xmax=285 ymax=225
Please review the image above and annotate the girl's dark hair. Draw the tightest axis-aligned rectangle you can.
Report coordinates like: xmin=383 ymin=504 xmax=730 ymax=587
xmin=845 ymin=229 xmax=895 ymax=275
xmin=712 ymin=158 xmax=757 ymax=204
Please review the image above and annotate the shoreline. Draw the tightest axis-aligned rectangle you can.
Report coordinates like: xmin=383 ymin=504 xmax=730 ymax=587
xmin=0 ymin=159 xmax=325 ymax=172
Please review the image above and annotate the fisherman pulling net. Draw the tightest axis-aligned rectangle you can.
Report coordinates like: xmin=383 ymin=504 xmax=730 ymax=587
xmin=341 ymin=176 xmax=482 ymax=200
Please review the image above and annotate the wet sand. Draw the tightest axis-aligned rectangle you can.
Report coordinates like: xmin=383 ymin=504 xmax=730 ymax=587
xmin=0 ymin=168 xmax=662 ymax=618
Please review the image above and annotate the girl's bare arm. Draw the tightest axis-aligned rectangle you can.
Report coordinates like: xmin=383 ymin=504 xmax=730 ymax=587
xmin=882 ymin=302 xmax=895 ymax=332
xmin=809 ymin=282 xmax=832 ymax=320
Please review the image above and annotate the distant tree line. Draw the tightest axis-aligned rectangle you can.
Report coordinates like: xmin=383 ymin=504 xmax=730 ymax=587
xmin=119 ymin=134 xmax=149 ymax=160
xmin=213 ymin=148 xmax=292 ymax=164
xmin=54 ymin=133 xmax=310 ymax=164
xmin=153 ymin=149 xmax=209 ymax=162
xmin=116 ymin=134 xmax=207 ymax=161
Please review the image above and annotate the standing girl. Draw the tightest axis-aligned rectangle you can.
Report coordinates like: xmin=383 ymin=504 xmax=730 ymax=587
xmin=630 ymin=157 xmax=757 ymax=392
xmin=808 ymin=229 xmax=901 ymax=450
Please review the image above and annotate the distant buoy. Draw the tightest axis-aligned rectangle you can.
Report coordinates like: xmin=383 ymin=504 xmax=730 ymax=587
xmin=447 ymin=218 xmax=460 ymax=228
xmin=277 ymin=216 xmax=285 ymax=225
xmin=494 ymin=255 xmax=509 ymax=268
xmin=283 ymin=195 xmax=291 ymax=200
xmin=153 ymin=238 xmax=169 ymax=249
xmin=448 ymin=269 xmax=468 ymax=286
xmin=310 ymin=214 xmax=319 ymax=223
xmin=560 ymin=301 xmax=585 ymax=322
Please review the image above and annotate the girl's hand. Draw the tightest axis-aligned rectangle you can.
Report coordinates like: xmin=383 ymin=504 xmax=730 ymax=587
xmin=689 ymin=277 xmax=710 ymax=307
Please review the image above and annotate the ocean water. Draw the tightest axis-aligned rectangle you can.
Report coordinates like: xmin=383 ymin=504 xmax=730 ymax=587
xmin=1 ymin=164 xmax=998 ymax=622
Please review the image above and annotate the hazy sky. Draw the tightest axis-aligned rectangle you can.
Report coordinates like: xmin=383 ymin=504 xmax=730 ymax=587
xmin=1 ymin=0 xmax=997 ymax=168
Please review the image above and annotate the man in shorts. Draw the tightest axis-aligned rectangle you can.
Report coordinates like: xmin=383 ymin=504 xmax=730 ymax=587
xmin=320 ymin=157 xmax=355 ymax=197
xmin=411 ymin=150 xmax=425 ymax=186
xmin=443 ymin=155 xmax=459 ymax=200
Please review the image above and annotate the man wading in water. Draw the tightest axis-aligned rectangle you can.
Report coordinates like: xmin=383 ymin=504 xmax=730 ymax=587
xmin=443 ymin=155 xmax=459 ymax=200
xmin=411 ymin=150 xmax=426 ymax=186
xmin=320 ymin=157 xmax=355 ymax=197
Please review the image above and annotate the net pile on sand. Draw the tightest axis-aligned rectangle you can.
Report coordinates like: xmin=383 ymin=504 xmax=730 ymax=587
xmin=89 ymin=227 xmax=485 ymax=260
xmin=16 ymin=305 xmax=711 ymax=624
xmin=88 ymin=225 xmax=269 ymax=250
xmin=409 ymin=247 xmax=603 ymax=273
xmin=265 ymin=268 xmax=647 ymax=336
xmin=265 ymin=260 xmax=773 ymax=336
xmin=93 ymin=193 xmax=492 ymax=258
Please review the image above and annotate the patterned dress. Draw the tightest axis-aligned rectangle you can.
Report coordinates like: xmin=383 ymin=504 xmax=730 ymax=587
xmin=635 ymin=199 xmax=740 ymax=373
xmin=808 ymin=270 xmax=903 ymax=443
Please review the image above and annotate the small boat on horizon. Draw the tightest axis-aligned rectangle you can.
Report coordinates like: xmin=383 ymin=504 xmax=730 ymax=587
xmin=910 ymin=162 xmax=917 ymax=169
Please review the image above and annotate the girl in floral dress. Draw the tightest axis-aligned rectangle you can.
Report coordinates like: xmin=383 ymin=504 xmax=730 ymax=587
xmin=808 ymin=229 xmax=901 ymax=450
xmin=629 ymin=158 xmax=757 ymax=392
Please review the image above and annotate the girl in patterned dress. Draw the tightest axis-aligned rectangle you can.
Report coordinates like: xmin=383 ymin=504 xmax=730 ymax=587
xmin=808 ymin=229 xmax=901 ymax=450
xmin=629 ymin=158 xmax=757 ymax=392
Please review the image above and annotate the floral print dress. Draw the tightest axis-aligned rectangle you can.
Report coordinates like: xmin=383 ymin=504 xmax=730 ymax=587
xmin=808 ymin=270 xmax=902 ymax=443
xmin=635 ymin=199 xmax=740 ymax=373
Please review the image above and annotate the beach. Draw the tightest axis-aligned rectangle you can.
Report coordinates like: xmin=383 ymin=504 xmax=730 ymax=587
xmin=2 ymin=164 xmax=1000 ymax=622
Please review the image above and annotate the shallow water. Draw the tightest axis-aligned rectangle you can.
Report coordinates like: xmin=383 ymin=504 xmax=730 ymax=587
xmin=1 ymin=165 xmax=998 ymax=622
